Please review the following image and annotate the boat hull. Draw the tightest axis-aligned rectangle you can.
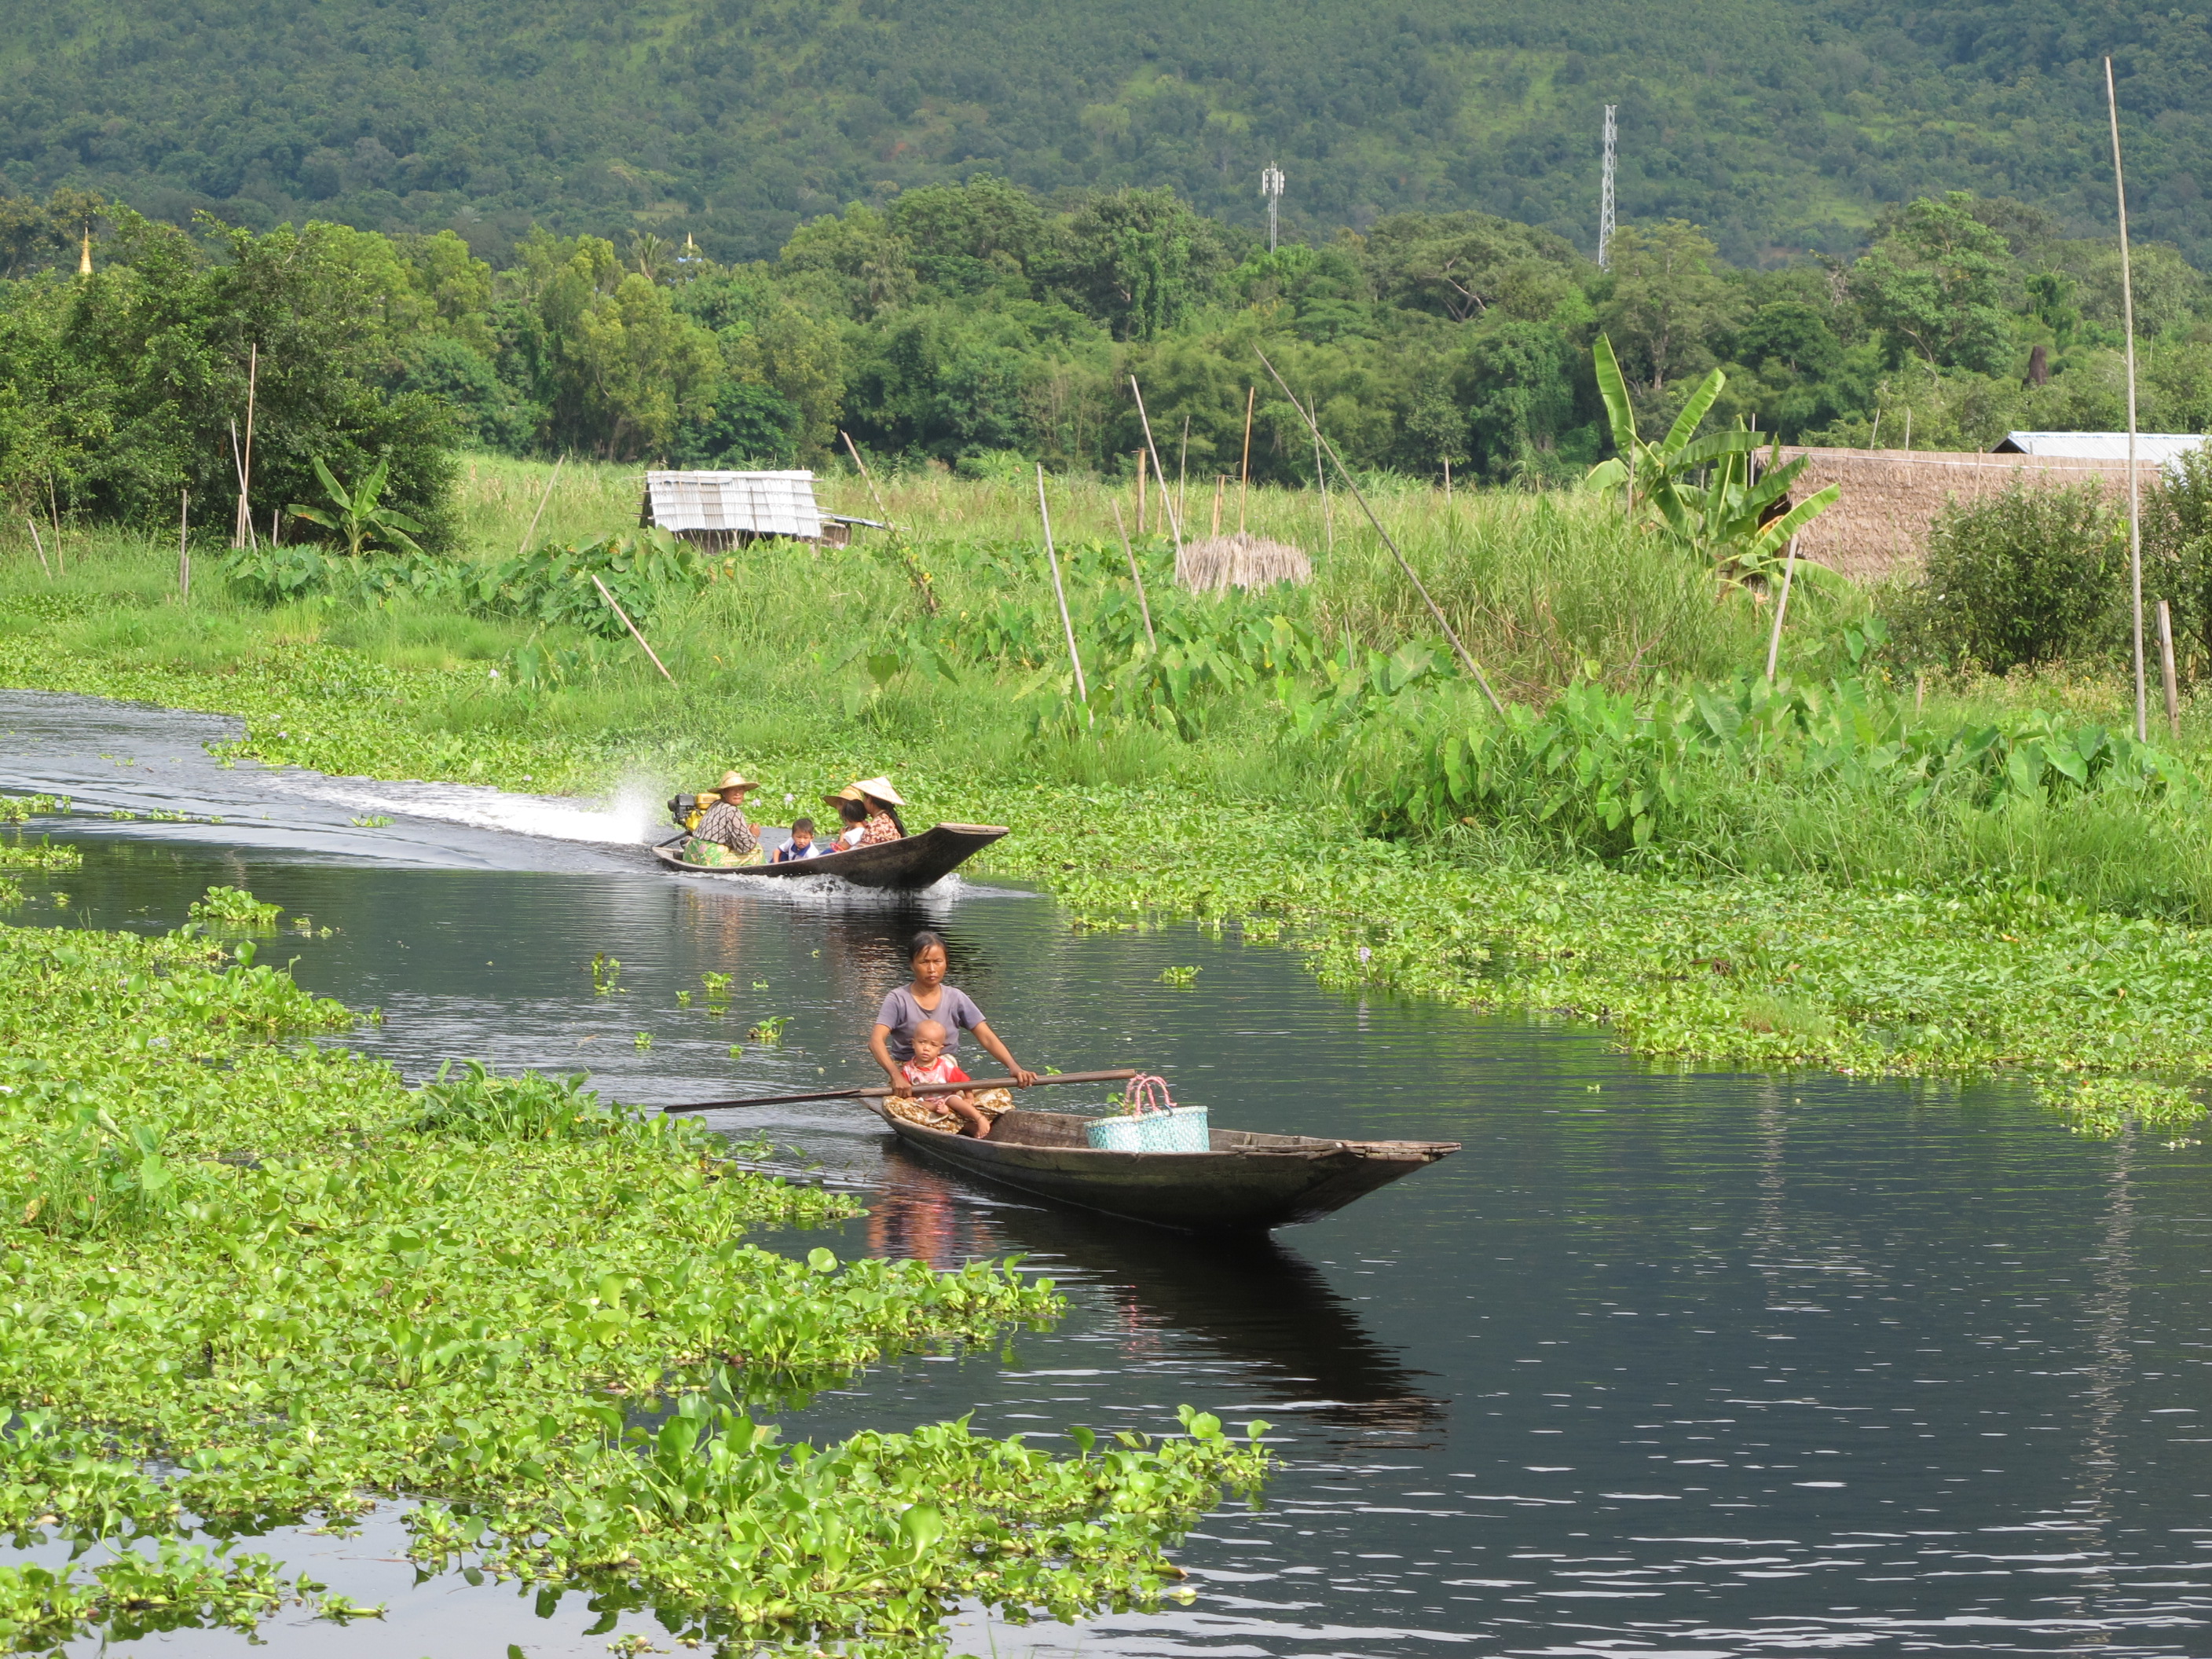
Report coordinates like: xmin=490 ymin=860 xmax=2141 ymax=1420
xmin=652 ymin=823 xmax=1007 ymax=889
xmin=876 ymin=1106 xmax=1457 ymax=1232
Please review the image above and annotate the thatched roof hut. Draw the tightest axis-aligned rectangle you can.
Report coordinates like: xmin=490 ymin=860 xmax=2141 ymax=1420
xmin=1772 ymin=448 xmax=2140 ymax=582
xmin=1175 ymin=532 xmax=1313 ymax=593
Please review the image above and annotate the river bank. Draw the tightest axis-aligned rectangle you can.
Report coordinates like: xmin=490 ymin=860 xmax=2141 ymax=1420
xmin=0 ymin=623 xmax=2204 ymax=1140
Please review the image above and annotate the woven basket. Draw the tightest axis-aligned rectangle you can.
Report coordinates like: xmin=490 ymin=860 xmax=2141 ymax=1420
xmin=1085 ymin=1075 xmax=1209 ymax=1153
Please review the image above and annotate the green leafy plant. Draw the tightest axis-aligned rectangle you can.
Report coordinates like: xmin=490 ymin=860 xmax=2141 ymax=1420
xmin=287 ymin=456 xmax=427 ymax=558
xmin=1157 ymin=965 xmax=1200 ymax=986
xmin=186 ymin=884 xmax=282 ymax=929
xmin=745 ymin=1016 xmax=788 ymax=1044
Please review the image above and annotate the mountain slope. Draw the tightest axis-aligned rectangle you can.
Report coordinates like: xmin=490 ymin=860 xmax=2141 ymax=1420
xmin=5 ymin=0 xmax=2209 ymax=263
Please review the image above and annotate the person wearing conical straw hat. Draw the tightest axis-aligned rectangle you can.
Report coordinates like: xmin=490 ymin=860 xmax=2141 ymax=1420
xmin=686 ymin=771 xmax=765 ymax=866
xmin=826 ymin=777 xmax=905 ymax=847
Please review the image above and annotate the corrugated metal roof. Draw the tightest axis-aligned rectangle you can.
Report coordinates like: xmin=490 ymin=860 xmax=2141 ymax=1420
xmin=1994 ymin=432 xmax=2210 ymax=463
xmin=644 ymin=471 xmax=823 ymax=537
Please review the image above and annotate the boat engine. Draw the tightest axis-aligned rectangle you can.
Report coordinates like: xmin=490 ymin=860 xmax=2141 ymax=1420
xmin=667 ymin=793 xmax=705 ymax=832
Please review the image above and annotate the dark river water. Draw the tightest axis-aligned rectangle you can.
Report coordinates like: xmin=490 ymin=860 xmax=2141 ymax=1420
xmin=5 ymin=689 xmax=2212 ymax=1659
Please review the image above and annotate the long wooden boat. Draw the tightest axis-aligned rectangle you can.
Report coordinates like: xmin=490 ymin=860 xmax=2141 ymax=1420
xmin=870 ymin=1103 xmax=1458 ymax=1232
xmin=652 ymin=823 xmax=1008 ymax=889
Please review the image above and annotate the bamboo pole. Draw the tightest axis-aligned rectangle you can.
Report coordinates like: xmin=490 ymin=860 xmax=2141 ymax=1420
xmin=1211 ymin=474 xmax=1224 ymax=537
xmin=1176 ymin=414 xmax=1189 ymax=529
xmin=1256 ymin=347 xmax=1504 ymax=717
xmin=1443 ymin=456 xmax=1452 ymax=504
xmin=1307 ymin=389 xmax=1331 ymax=553
xmin=179 ymin=489 xmax=190 ymax=599
xmin=1134 ymin=448 xmax=1147 ymax=536
xmin=589 ymin=573 xmax=676 ymax=683
xmin=236 ymin=344 xmax=258 ymax=549
xmin=1764 ymin=537 xmax=1800 ymax=683
xmin=661 ymin=1067 xmax=1138 ymax=1115
xmin=1237 ymin=386 xmax=1255 ymax=533
xmin=24 ymin=516 xmax=50 ymax=580
xmin=44 ymin=478 xmax=62 ymax=574
xmin=1037 ymin=466 xmax=1086 ymax=701
xmin=1129 ymin=377 xmax=1182 ymax=560
xmin=228 ymin=421 xmax=250 ymax=550
xmin=839 ymin=430 xmax=894 ymax=527
xmin=2157 ymin=597 xmax=2181 ymax=738
xmin=1111 ymin=500 xmax=1155 ymax=649
xmin=516 ymin=452 xmax=565 ymax=557
xmin=2108 ymin=56 xmax=2148 ymax=742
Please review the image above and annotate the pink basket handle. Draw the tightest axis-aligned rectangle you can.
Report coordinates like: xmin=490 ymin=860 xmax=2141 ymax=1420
xmin=1122 ymin=1074 xmax=1176 ymax=1116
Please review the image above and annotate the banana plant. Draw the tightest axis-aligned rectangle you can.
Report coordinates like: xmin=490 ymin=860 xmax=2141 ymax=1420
xmin=1582 ymin=335 xmax=1837 ymax=583
xmin=287 ymin=456 xmax=426 ymax=558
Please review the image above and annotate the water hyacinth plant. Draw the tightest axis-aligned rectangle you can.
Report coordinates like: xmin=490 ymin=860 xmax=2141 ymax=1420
xmin=0 ymin=893 xmax=1270 ymax=1650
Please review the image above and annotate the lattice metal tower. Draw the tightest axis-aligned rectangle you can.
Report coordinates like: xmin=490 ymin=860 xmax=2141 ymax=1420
xmin=1261 ymin=164 xmax=1286 ymax=252
xmin=1598 ymin=105 xmax=1617 ymax=270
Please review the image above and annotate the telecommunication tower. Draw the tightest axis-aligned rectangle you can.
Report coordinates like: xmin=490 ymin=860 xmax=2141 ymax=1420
xmin=1598 ymin=105 xmax=1617 ymax=270
xmin=1261 ymin=164 xmax=1286 ymax=252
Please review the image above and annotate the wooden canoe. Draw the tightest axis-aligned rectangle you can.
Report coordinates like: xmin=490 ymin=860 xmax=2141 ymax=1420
xmin=870 ymin=1104 xmax=1458 ymax=1232
xmin=651 ymin=823 xmax=1008 ymax=889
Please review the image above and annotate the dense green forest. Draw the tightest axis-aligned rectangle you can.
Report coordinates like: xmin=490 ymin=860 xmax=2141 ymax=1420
xmin=6 ymin=175 xmax=2212 ymax=544
xmin=9 ymin=0 xmax=2212 ymax=266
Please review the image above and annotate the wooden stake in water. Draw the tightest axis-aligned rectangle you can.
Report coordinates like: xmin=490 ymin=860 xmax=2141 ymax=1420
xmin=178 ymin=488 xmax=190 ymax=599
xmin=1257 ymin=346 xmax=1504 ymax=718
xmin=1130 ymin=377 xmax=1183 ymax=561
xmin=589 ymin=573 xmax=676 ymax=683
xmin=517 ymin=452 xmax=565 ymax=558
xmin=1038 ymin=466 xmax=1087 ymax=702
xmin=1237 ymin=386 xmax=1256 ymax=533
xmin=2108 ymin=55 xmax=2148 ymax=742
xmin=2157 ymin=597 xmax=2181 ymax=738
xmin=1111 ymin=500 xmax=1156 ymax=649
xmin=1764 ymin=536 xmax=1800 ymax=683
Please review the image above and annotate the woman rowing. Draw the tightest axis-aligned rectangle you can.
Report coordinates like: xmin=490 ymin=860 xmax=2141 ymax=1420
xmin=869 ymin=929 xmax=1036 ymax=1136
xmin=685 ymin=771 xmax=764 ymax=866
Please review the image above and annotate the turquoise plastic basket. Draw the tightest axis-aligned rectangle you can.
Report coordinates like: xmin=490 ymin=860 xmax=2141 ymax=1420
xmin=1085 ymin=1075 xmax=1209 ymax=1153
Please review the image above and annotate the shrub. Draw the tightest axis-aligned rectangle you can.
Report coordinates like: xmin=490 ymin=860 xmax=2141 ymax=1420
xmin=1899 ymin=481 xmax=2123 ymax=672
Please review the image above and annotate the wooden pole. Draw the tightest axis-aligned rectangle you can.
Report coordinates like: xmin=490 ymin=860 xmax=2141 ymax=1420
xmin=661 ymin=1067 xmax=1139 ymax=1115
xmin=1308 ymin=389 xmax=1331 ymax=554
xmin=1130 ymin=378 xmax=1182 ymax=559
xmin=1135 ymin=448 xmax=1148 ymax=536
xmin=1211 ymin=474 xmax=1224 ymax=537
xmin=1443 ymin=456 xmax=1452 ymax=504
xmin=1111 ymin=500 xmax=1155 ymax=649
xmin=589 ymin=573 xmax=676 ymax=683
xmin=45 ymin=478 xmax=63 ymax=574
xmin=24 ymin=516 xmax=50 ymax=580
xmin=236 ymin=344 xmax=258 ymax=550
xmin=1037 ymin=465 xmax=1087 ymax=701
xmin=1237 ymin=386 xmax=1255 ymax=533
xmin=2157 ymin=597 xmax=2181 ymax=738
xmin=839 ymin=430 xmax=895 ymax=528
xmin=2108 ymin=56 xmax=2147 ymax=742
xmin=228 ymin=421 xmax=250 ymax=549
xmin=179 ymin=489 xmax=190 ymax=599
xmin=1257 ymin=346 xmax=1505 ymax=717
xmin=517 ymin=452 xmax=565 ymax=558
xmin=1176 ymin=413 xmax=1190 ymax=530
xmin=1764 ymin=536 xmax=1800 ymax=683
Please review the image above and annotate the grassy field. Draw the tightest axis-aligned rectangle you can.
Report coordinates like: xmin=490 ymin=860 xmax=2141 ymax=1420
xmin=2 ymin=456 xmax=2209 ymax=1137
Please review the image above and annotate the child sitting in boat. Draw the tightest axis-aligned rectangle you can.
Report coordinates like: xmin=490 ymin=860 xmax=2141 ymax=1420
xmin=892 ymin=1020 xmax=1009 ymax=1138
xmin=771 ymin=816 xmax=827 ymax=862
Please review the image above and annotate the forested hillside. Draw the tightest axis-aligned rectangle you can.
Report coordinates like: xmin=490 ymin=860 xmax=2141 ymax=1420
xmin=7 ymin=0 xmax=2212 ymax=265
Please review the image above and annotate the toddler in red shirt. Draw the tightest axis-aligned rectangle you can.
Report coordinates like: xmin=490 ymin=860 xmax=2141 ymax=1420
xmin=901 ymin=1020 xmax=994 ymax=1137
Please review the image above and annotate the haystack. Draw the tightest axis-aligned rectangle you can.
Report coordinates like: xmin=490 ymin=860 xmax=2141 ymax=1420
xmin=1771 ymin=448 xmax=2140 ymax=584
xmin=1174 ymin=533 xmax=1313 ymax=593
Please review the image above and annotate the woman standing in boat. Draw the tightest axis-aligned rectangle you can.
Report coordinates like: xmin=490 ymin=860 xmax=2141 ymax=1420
xmin=870 ymin=929 xmax=1037 ymax=1134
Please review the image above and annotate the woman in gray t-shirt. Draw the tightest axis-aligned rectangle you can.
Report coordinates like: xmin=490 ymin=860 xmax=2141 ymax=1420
xmin=870 ymin=929 xmax=1039 ymax=1097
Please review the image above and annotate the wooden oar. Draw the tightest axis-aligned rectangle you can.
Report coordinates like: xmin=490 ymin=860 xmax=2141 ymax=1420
xmin=660 ymin=1068 xmax=1137 ymax=1116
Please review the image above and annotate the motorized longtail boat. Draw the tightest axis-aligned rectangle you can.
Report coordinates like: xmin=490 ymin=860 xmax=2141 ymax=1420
xmin=651 ymin=823 xmax=1008 ymax=889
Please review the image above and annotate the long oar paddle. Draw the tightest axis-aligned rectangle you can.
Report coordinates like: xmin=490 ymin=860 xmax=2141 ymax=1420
xmin=660 ymin=1068 xmax=1137 ymax=1116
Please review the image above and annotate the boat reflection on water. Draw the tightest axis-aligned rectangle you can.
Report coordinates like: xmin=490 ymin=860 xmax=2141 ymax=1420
xmin=868 ymin=1141 xmax=1448 ymax=1446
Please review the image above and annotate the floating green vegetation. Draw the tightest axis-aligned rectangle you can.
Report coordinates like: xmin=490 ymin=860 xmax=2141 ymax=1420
xmin=746 ymin=1015 xmax=789 ymax=1045
xmin=0 ymin=794 xmax=68 ymax=823
xmin=0 ymin=894 xmax=1267 ymax=1652
xmin=0 ymin=834 xmax=73 ymax=871
xmin=185 ymin=884 xmax=282 ymax=929
xmin=347 ymin=814 xmax=394 ymax=828
xmin=1157 ymin=966 xmax=1201 ymax=987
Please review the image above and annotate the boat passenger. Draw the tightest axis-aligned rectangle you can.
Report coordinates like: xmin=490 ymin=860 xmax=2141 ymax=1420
xmin=827 ymin=791 xmax=870 ymax=849
xmin=848 ymin=776 xmax=906 ymax=844
xmin=685 ymin=771 xmax=764 ymax=866
xmin=870 ymin=929 xmax=1037 ymax=1133
xmin=771 ymin=816 xmax=827 ymax=862
xmin=897 ymin=1020 xmax=996 ymax=1138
